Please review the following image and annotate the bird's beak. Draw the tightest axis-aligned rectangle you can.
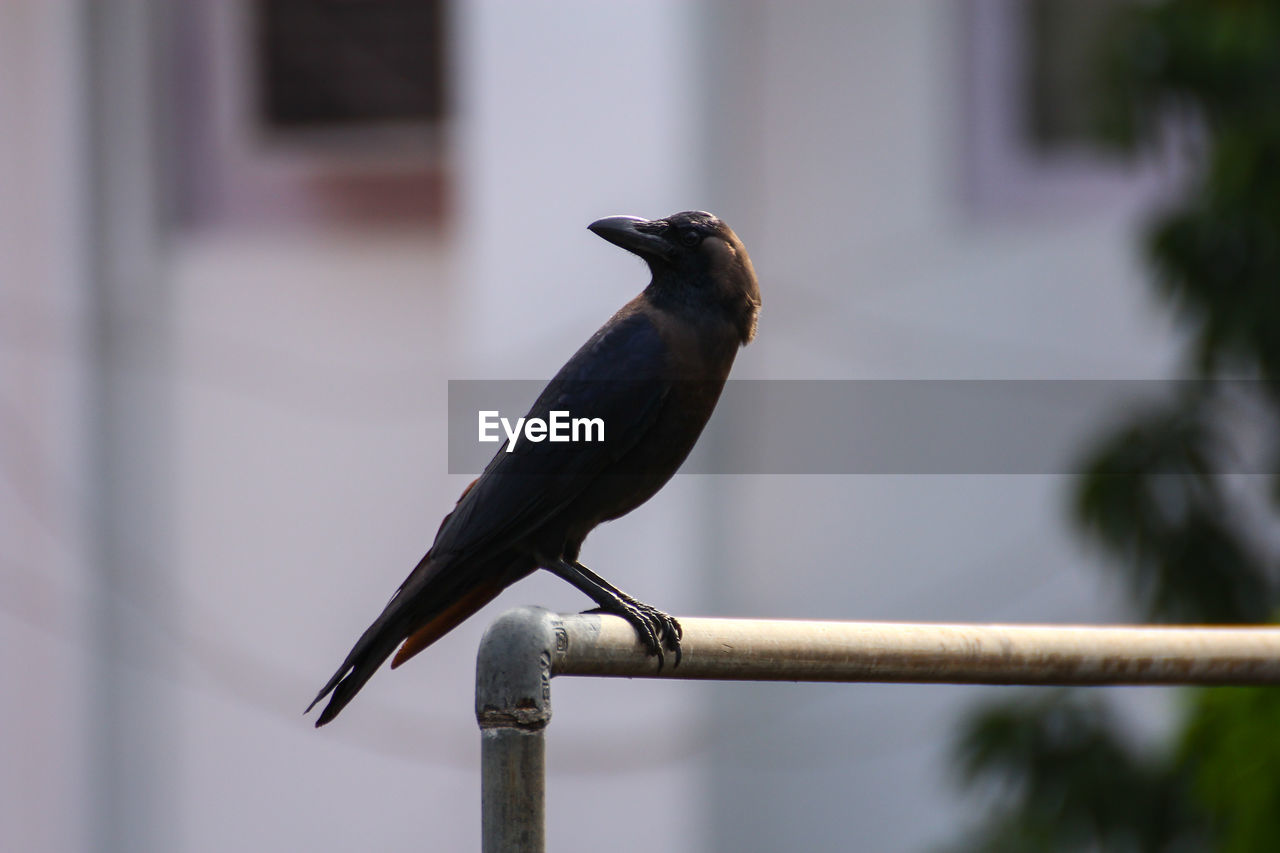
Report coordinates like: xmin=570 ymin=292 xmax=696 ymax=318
xmin=588 ymin=215 xmax=673 ymax=262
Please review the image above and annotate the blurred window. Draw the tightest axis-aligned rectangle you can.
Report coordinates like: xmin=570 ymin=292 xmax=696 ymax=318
xmin=1023 ymin=0 xmax=1115 ymax=152
xmin=169 ymin=0 xmax=450 ymax=230
xmin=963 ymin=0 xmax=1157 ymax=214
xmin=255 ymin=0 xmax=447 ymax=132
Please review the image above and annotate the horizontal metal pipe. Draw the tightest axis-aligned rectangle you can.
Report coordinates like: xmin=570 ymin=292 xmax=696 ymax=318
xmin=550 ymin=613 xmax=1280 ymax=685
xmin=477 ymin=608 xmax=1280 ymax=851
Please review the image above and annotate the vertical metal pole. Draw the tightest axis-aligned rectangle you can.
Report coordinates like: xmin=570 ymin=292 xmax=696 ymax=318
xmin=480 ymin=729 xmax=545 ymax=852
xmin=476 ymin=607 xmax=558 ymax=853
xmin=80 ymin=1 xmax=175 ymax=850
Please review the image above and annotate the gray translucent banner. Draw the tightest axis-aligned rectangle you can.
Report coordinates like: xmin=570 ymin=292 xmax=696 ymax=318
xmin=447 ymin=380 xmax=1274 ymax=475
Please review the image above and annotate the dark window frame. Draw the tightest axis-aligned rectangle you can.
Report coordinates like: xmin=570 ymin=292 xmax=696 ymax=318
xmin=960 ymin=0 xmax=1168 ymax=217
xmin=166 ymin=0 xmax=451 ymax=230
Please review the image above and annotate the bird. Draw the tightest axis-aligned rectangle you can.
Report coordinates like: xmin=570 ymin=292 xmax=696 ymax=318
xmin=308 ymin=210 xmax=761 ymax=726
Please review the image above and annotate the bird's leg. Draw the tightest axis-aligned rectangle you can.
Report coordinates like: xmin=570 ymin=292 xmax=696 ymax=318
xmin=541 ymin=557 xmax=682 ymax=669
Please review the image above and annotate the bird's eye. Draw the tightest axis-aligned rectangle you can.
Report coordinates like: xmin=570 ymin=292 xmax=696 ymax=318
xmin=679 ymin=229 xmax=701 ymax=247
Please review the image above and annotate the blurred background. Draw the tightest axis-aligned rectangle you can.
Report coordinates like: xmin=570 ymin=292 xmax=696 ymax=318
xmin=5 ymin=1 xmax=1280 ymax=850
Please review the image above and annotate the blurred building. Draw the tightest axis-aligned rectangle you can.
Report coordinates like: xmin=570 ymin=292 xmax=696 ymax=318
xmin=1 ymin=2 xmax=1182 ymax=851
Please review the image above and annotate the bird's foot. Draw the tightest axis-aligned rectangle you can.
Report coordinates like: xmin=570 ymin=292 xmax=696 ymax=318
xmin=544 ymin=556 xmax=683 ymax=669
xmin=591 ymin=594 xmax=682 ymax=670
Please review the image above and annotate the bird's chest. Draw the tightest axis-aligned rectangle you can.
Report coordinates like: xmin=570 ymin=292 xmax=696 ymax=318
xmin=570 ymin=364 xmax=730 ymax=531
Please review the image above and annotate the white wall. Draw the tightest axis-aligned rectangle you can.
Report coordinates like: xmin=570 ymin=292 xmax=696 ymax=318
xmin=0 ymin=2 xmax=92 ymax=851
xmin=699 ymin=3 xmax=1182 ymax=851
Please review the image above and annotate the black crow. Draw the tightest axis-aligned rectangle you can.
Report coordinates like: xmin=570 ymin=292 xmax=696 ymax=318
xmin=309 ymin=211 xmax=760 ymax=725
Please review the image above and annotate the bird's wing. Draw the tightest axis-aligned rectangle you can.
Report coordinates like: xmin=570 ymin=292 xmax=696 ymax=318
xmin=307 ymin=310 xmax=672 ymax=725
xmin=429 ymin=309 xmax=672 ymax=563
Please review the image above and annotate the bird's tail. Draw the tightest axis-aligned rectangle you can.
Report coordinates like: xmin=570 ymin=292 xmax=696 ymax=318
xmin=307 ymin=554 xmax=513 ymax=727
xmin=306 ymin=588 xmax=416 ymax=727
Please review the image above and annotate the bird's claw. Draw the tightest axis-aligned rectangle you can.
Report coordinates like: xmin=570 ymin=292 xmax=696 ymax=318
xmin=612 ymin=594 xmax=682 ymax=670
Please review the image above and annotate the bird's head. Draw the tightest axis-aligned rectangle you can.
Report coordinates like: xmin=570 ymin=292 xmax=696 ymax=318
xmin=589 ymin=211 xmax=761 ymax=344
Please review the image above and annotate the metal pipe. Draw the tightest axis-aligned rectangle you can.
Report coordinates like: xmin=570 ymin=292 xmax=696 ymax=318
xmin=476 ymin=607 xmax=1280 ymax=850
xmin=552 ymin=612 xmax=1280 ymax=684
xmin=480 ymin=730 xmax=544 ymax=853
xmin=475 ymin=607 xmax=555 ymax=853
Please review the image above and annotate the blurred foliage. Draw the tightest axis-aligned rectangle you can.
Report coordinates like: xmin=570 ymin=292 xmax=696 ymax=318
xmin=1180 ymin=687 xmax=1280 ymax=852
xmin=945 ymin=691 xmax=1210 ymax=852
xmin=1073 ymin=389 xmax=1274 ymax=623
xmin=948 ymin=1 xmax=1280 ymax=850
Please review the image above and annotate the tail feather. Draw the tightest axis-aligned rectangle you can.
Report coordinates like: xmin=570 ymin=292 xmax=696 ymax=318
xmin=308 ymin=553 xmax=528 ymax=726
xmin=308 ymin=581 xmax=418 ymax=725
xmin=308 ymin=554 xmax=439 ymax=726
xmin=309 ymin=628 xmax=405 ymax=727
xmin=390 ymin=575 xmax=508 ymax=668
